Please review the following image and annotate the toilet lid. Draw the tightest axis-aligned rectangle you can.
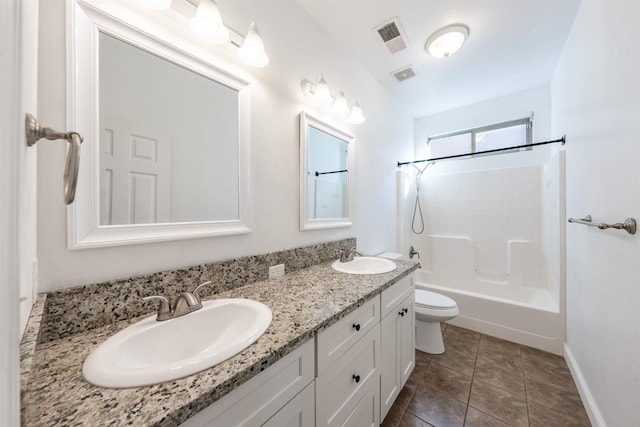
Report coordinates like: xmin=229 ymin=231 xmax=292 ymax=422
xmin=415 ymin=290 xmax=457 ymax=309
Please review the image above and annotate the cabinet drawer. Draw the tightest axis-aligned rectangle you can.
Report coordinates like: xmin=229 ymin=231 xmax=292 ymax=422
xmin=342 ymin=382 xmax=379 ymax=427
xmin=181 ymin=339 xmax=314 ymax=427
xmin=316 ymin=324 xmax=380 ymax=427
xmin=381 ymin=276 xmax=414 ymax=318
xmin=316 ymin=297 xmax=379 ymax=374
xmin=263 ymin=381 xmax=315 ymax=427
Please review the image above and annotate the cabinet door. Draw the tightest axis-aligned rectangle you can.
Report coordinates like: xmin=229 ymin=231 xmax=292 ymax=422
xmin=263 ymin=382 xmax=315 ymax=427
xmin=398 ymin=294 xmax=415 ymax=387
xmin=380 ymin=308 xmax=400 ymax=420
xmin=380 ymin=293 xmax=415 ymax=422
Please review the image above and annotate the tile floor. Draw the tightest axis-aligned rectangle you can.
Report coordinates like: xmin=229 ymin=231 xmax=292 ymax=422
xmin=382 ymin=324 xmax=591 ymax=427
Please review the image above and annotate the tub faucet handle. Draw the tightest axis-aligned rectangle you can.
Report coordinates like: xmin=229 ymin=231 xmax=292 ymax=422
xmin=409 ymin=246 xmax=420 ymax=259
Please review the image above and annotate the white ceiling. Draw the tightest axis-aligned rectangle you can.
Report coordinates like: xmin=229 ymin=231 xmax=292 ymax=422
xmin=297 ymin=0 xmax=581 ymax=118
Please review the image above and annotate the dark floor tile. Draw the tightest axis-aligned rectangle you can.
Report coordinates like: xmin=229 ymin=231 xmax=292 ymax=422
xmin=469 ymin=380 xmax=528 ymax=427
xmin=521 ymin=345 xmax=567 ymax=369
xmin=523 ymin=356 xmax=575 ymax=392
xmin=478 ymin=335 xmax=522 ymax=359
xmin=419 ymin=363 xmax=472 ymax=404
xmin=431 ymin=347 xmax=478 ymax=377
xmin=416 ymin=349 xmax=432 ymax=367
xmin=444 ymin=333 xmax=481 ymax=355
xmin=474 ymin=358 xmax=525 ymax=398
xmin=398 ymin=412 xmax=435 ymax=427
xmin=476 ymin=351 xmax=524 ymax=376
xmin=411 ymin=360 xmax=431 ymax=383
xmin=464 ymin=406 xmax=511 ymax=427
xmin=407 ymin=388 xmax=467 ymax=427
xmin=525 ymin=375 xmax=589 ymax=423
xmin=444 ymin=325 xmax=481 ymax=344
xmin=382 ymin=401 xmax=404 ymax=427
xmin=396 ymin=378 xmax=419 ymax=411
xmin=528 ymin=400 xmax=591 ymax=426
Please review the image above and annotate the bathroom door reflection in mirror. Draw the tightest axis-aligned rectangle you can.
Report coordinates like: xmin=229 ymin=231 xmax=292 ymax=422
xmin=99 ymin=33 xmax=239 ymax=225
xmin=300 ymin=112 xmax=354 ymax=230
xmin=68 ymin=1 xmax=251 ymax=248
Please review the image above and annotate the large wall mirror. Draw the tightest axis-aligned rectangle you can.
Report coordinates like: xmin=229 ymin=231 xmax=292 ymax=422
xmin=299 ymin=112 xmax=354 ymax=230
xmin=68 ymin=0 xmax=252 ymax=248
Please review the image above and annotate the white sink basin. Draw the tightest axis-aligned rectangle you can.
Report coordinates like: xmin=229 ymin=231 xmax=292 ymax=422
xmin=83 ymin=298 xmax=272 ymax=388
xmin=331 ymin=256 xmax=397 ymax=275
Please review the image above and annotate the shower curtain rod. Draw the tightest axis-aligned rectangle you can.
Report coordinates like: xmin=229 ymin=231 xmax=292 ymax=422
xmin=315 ymin=169 xmax=348 ymax=177
xmin=396 ymin=135 xmax=566 ymax=167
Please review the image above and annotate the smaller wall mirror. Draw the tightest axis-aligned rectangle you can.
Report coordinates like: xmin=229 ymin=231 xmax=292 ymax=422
xmin=299 ymin=112 xmax=354 ymax=230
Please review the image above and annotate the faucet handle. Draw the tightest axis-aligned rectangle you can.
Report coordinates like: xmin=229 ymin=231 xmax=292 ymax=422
xmin=143 ymin=295 xmax=171 ymax=321
xmin=192 ymin=281 xmax=213 ymax=301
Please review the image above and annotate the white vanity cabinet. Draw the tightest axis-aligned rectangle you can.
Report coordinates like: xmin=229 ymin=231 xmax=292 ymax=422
xmin=182 ymin=274 xmax=415 ymax=427
xmin=315 ymin=320 xmax=381 ymax=426
xmin=180 ymin=340 xmax=315 ymax=427
xmin=380 ymin=276 xmax=416 ymax=422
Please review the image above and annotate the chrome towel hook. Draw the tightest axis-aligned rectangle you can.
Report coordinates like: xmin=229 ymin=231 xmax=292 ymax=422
xmin=25 ymin=113 xmax=83 ymax=204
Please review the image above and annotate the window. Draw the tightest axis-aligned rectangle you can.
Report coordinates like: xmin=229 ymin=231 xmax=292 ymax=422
xmin=427 ymin=117 xmax=532 ymax=159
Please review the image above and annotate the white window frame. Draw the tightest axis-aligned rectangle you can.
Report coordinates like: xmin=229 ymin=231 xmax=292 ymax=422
xmin=427 ymin=117 xmax=533 ymax=158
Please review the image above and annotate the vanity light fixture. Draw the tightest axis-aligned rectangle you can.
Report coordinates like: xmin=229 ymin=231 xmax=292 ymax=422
xmin=301 ymin=75 xmax=365 ymax=124
xmin=142 ymin=0 xmax=172 ymax=11
xmin=425 ymin=24 xmax=470 ymax=58
xmin=189 ymin=0 xmax=229 ymax=44
xmin=348 ymin=102 xmax=366 ymax=124
xmin=300 ymin=74 xmax=334 ymax=105
xmin=237 ymin=23 xmax=269 ymax=68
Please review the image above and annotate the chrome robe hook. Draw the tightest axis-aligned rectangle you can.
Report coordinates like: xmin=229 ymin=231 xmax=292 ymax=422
xmin=25 ymin=113 xmax=83 ymax=204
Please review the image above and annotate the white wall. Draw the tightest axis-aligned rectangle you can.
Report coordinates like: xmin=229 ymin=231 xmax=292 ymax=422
xmin=2 ymin=0 xmax=39 ymax=423
xmin=551 ymin=1 xmax=640 ymax=425
xmin=37 ymin=0 xmax=414 ymax=290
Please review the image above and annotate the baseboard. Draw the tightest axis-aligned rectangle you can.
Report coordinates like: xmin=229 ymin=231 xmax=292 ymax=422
xmin=563 ymin=343 xmax=606 ymax=427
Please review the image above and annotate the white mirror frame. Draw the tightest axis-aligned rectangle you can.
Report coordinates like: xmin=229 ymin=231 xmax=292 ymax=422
xmin=66 ymin=0 xmax=252 ymax=249
xmin=299 ymin=112 xmax=354 ymax=230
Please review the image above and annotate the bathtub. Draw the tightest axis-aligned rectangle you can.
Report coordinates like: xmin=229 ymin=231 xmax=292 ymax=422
xmin=414 ymin=268 xmax=564 ymax=355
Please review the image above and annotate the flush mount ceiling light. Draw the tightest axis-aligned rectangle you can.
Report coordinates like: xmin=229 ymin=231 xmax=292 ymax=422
xmin=189 ymin=0 xmax=229 ymax=44
xmin=425 ymin=24 xmax=470 ymax=58
xmin=237 ymin=22 xmax=269 ymax=68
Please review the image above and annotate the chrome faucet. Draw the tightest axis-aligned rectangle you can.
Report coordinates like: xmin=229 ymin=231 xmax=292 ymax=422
xmin=339 ymin=247 xmax=363 ymax=263
xmin=143 ymin=281 xmax=212 ymax=321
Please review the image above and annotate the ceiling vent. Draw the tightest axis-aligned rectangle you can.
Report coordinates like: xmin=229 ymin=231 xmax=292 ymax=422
xmin=375 ymin=17 xmax=408 ymax=54
xmin=392 ymin=66 xmax=417 ymax=82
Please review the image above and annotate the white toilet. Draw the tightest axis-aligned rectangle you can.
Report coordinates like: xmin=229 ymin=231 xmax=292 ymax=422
xmin=415 ymin=289 xmax=459 ymax=354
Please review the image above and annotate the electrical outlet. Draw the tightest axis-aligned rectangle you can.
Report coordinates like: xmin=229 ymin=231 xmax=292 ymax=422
xmin=269 ymin=263 xmax=285 ymax=279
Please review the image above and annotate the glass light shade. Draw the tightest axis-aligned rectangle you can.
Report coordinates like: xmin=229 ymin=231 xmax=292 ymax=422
xmin=142 ymin=0 xmax=172 ymax=10
xmin=425 ymin=24 xmax=469 ymax=58
xmin=189 ymin=0 xmax=229 ymax=44
xmin=238 ymin=23 xmax=269 ymax=67
xmin=348 ymin=102 xmax=365 ymax=124
xmin=313 ymin=75 xmax=333 ymax=105
xmin=333 ymin=90 xmax=350 ymax=115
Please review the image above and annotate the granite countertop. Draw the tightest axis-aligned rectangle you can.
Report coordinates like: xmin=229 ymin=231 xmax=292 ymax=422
xmin=21 ymin=259 xmax=419 ymax=426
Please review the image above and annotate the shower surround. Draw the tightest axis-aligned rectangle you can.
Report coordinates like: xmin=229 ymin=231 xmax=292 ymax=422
xmin=404 ymin=151 xmax=565 ymax=354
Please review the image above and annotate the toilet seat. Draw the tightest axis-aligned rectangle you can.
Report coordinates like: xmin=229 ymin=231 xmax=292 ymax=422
xmin=415 ymin=289 xmax=457 ymax=309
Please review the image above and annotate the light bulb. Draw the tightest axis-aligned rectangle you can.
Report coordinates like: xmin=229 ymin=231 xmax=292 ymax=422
xmin=238 ymin=23 xmax=269 ymax=67
xmin=348 ymin=102 xmax=366 ymax=124
xmin=333 ymin=90 xmax=350 ymax=115
xmin=313 ymin=75 xmax=333 ymax=105
xmin=189 ymin=0 xmax=229 ymax=44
